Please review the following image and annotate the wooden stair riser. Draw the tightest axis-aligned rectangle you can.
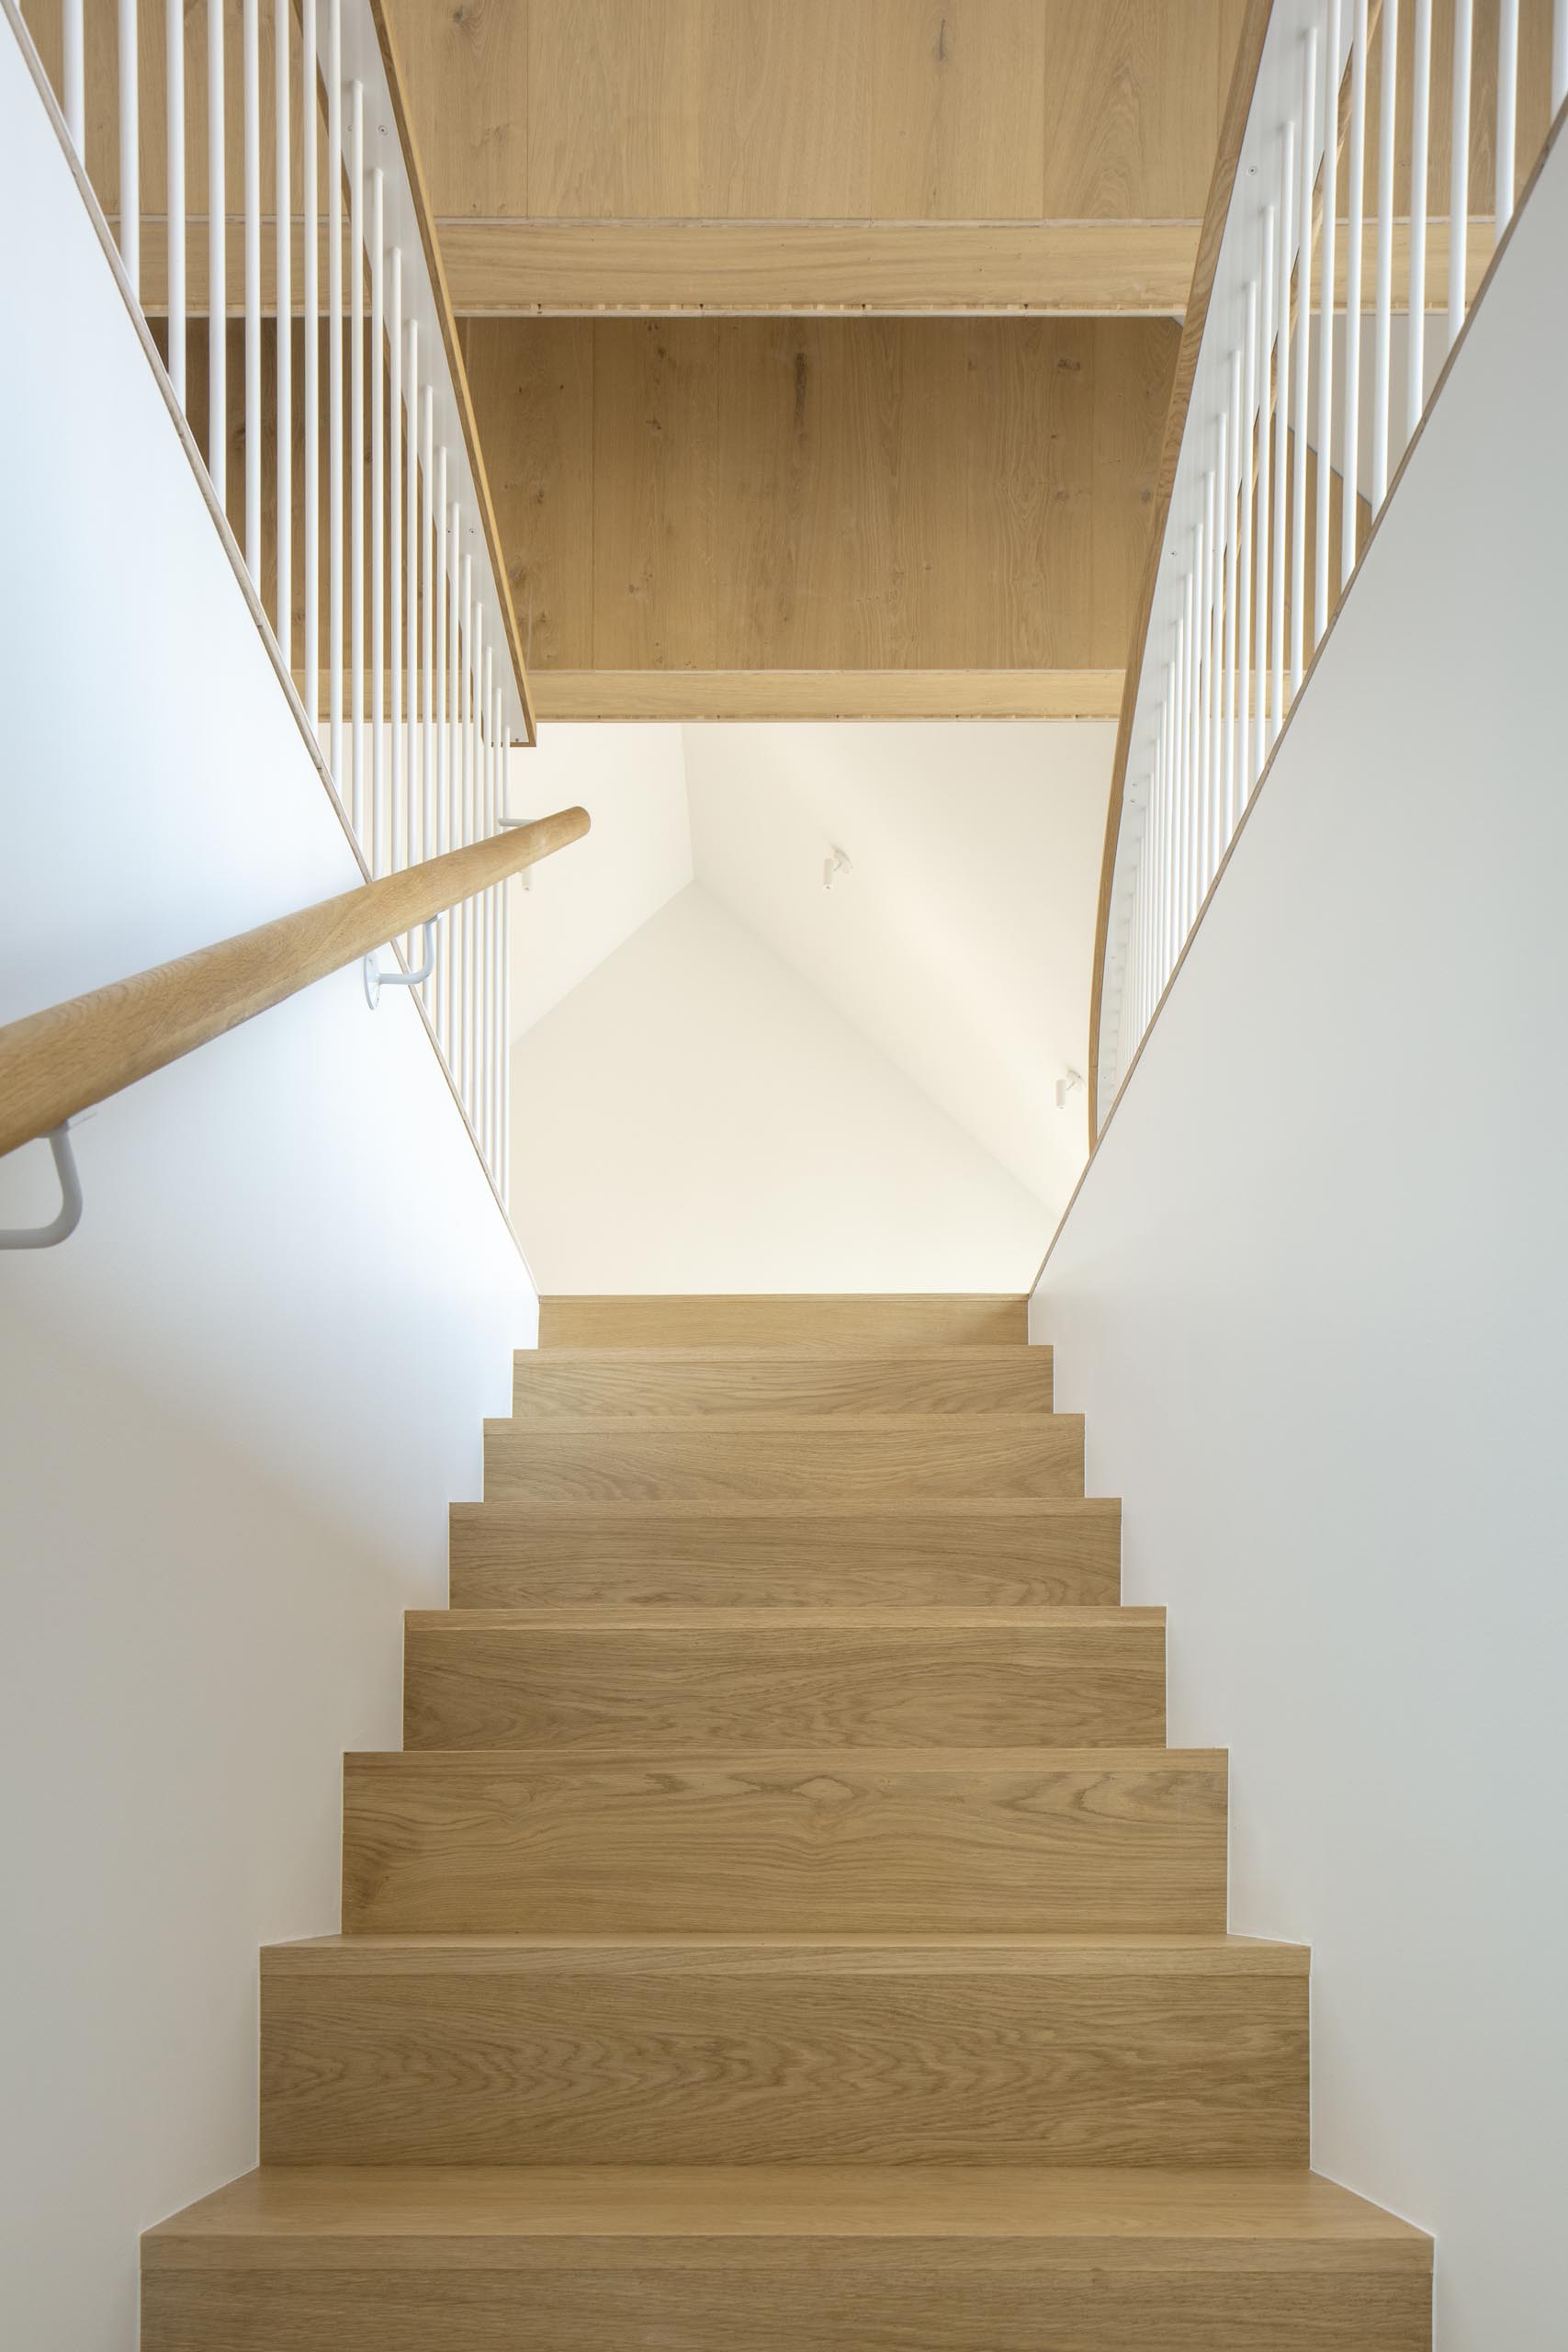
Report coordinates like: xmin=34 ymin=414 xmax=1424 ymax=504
xmin=144 ymin=2267 xmax=1432 ymax=2352
xmin=260 ymin=1944 xmax=1307 ymax=2168
xmin=482 ymin=1419 xmax=1086 ymax=1504
xmin=538 ymin=1294 xmax=1031 ymax=1347
xmin=448 ymin=1502 xmax=1122 ymax=1610
xmin=342 ymin=1751 xmax=1228 ymax=1936
xmin=401 ymin=1615 xmax=1167 ymax=1751
xmin=513 ymin=1349 xmax=1055 ymax=1419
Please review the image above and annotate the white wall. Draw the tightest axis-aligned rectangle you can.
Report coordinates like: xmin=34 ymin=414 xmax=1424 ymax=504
xmin=512 ymin=885 xmax=1049 ymax=1291
xmin=1032 ymin=130 xmax=1568 ymax=2350
xmin=0 ymin=31 xmax=531 ymax=2349
xmin=683 ymin=721 xmax=1107 ymax=1211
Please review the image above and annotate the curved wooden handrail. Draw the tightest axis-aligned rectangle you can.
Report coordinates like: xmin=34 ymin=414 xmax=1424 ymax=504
xmin=0 ymin=808 xmax=589 ymax=1159
xmin=1085 ymin=0 xmax=1276 ymax=1140
xmin=365 ymin=0 xmax=536 ymax=746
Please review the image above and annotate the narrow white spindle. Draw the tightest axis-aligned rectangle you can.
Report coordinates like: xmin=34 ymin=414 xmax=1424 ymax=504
xmin=1184 ymin=571 xmax=1200 ymax=931
xmin=370 ymin=169 xmax=385 ymax=875
xmin=1448 ymin=0 xmax=1473 ymax=345
xmin=1372 ymin=0 xmax=1399 ymax=505
xmin=1238 ymin=276 xmax=1258 ymax=803
xmin=500 ymin=693 xmax=512 ymax=1200
xmin=1162 ymin=671 xmax=1178 ymax=978
xmin=243 ymin=0 xmax=262 ymax=581
xmin=166 ymin=0 xmax=185 ymax=411
xmin=1195 ymin=508 xmax=1211 ymax=902
xmin=1496 ymin=0 xmax=1519 ymax=235
xmin=482 ymin=647 xmax=496 ymax=1166
xmin=301 ymin=0 xmax=318 ymax=732
xmin=1292 ymin=28 xmax=1316 ymax=700
xmin=1272 ymin=123 xmax=1294 ymax=742
xmin=1315 ymin=0 xmax=1341 ymax=650
xmin=1407 ymin=0 xmax=1432 ymax=437
xmin=434 ymin=455 xmax=449 ymax=1035
xmin=1224 ymin=356 xmax=1241 ymax=833
xmin=446 ymin=497 xmax=461 ymax=1047
xmin=275 ymin=0 xmax=290 ymax=663
xmin=349 ymin=81 xmax=365 ymax=832
xmin=118 ymin=0 xmax=140 ymax=297
xmin=62 ymin=0 xmax=85 ymax=153
xmin=421 ymin=385 xmax=435 ymax=909
xmin=1204 ymin=466 xmax=1220 ymax=883
xmin=462 ymin=556 xmax=477 ymax=1105
xmin=405 ymin=319 xmax=420 ymax=867
xmin=1255 ymin=206 xmax=1275 ymax=776
xmin=470 ymin=595 xmax=486 ymax=1111
xmin=208 ymin=0 xmax=226 ymax=512
xmin=1342 ymin=0 xmax=1369 ymax=585
xmin=327 ymin=0 xmax=344 ymax=787
xmin=389 ymin=251 xmax=403 ymax=876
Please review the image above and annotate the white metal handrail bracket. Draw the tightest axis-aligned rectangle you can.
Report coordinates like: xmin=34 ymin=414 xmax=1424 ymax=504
xmin=1091 ymin=0 xmax=1568 ymax=1133
xmin=5 ymin=0 xmax=539 ymax=1205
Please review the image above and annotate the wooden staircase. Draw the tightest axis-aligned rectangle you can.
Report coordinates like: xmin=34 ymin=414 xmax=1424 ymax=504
xmin=141 ymin=1294 xmax=1432 ymax=2348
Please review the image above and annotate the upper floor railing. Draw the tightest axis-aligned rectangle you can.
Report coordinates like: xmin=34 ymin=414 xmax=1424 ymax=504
xmin=7 ymin=0 xmax=535 ymax=1197
xmin=1089 ymin=0 xmax=1568 ymax=1135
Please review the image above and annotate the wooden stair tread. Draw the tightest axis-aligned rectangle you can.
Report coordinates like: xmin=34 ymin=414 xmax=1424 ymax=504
xmin=406 ymin=1606 xmax=1160 ymax=1632
xmin=145 ymin=2164 xmax=1429 ymax=2261
xmin=268 ymin=1929 xmax=1303 ymax=1971
xmin=518 ymin=1347 xmax=1049 ymax=1363
xmin=537 ymin=1295 xmax=1031 ymax=1349
xmin=352 ymin=1744 xmax=1220 ymax=1770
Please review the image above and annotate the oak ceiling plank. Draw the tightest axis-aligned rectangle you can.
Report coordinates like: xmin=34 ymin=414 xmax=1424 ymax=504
xmin=463 ymin=318 xmax=596 ymax=672
xmin=382 ymin=0 xmax=529 ymax=219
xmin=1089 ymin=315 xmax=1179 ymax=669
xmin=864 ymin=0 xmax=1048 ymax=220
xmin=530 ymin=670 xmax=1127 ymax=721
xmin=592 ymin=319 xmax=721 ymax=670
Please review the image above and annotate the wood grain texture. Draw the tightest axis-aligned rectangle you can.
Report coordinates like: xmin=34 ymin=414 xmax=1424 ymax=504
xmin=402 ymin=1610 xmax=1166 ymax=1751
xmin=530 ymin=668 xmax=1127 ymax=720
xmin=379 ymin=0 xmax=1249 ymax=226
xmin=536 ymin=1295 xmax=1030 ymax=1346
xmin=446 ymin=1498 xmax=1124 ymax=1611
xmin=463 ymin=317 xmax=1178 ymax=676
xmin=341 ymin=1748 xmax=1229 ymax=1935
xmin=512 ymin=1348 xmax=1055 ymax=1419
xmin=0 ymin=811 xmax=587 ymax=1158
xmin=438 ymin=219 xmax=1202 ymax=316
xmin=259 ymin=1932 xmax=1304 ymax=2167
xmin=142 ymin=2165 xmax=1430 ymax=2352
xmin=480 ymin=1417 xmax=1086 ymax=1504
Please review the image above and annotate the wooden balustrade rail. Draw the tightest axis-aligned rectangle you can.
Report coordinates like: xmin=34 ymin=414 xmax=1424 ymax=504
xmin=0 ymin=808 xmax=589 ymax=1159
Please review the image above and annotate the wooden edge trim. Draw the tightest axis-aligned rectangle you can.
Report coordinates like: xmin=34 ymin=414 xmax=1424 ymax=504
xmin=1039 ymin=86 xmax=1568 ymax=1297
xmin=532 ymin=671 xmax=1126 ymax=723
xmin=0 ymin=810 xmax=589 ymax=1159
xmin=1085 ymin=0 xmax=1278 ymax=1140
xmin=364 ymin=0 xmax=536 ymax=746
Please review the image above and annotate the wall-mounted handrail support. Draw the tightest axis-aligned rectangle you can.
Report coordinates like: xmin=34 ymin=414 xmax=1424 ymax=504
xmin=0 ymin=1123 xmax=84 ymax=1250
xmin=364 ymin=920 xmax=438 ymax=1008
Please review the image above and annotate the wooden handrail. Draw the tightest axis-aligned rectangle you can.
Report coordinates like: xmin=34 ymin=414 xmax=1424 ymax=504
xmin=364 ymin=0 xmax=537 ymax=746
xmin=1085 ymin=0 xmax=1277 ymax=1140
xmin=0 ymin=809 xmax=588 ymax=1160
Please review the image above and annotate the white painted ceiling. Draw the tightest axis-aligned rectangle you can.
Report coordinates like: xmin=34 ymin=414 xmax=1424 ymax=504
xmin=506 ymin=718 xmax=1111 ymax=1220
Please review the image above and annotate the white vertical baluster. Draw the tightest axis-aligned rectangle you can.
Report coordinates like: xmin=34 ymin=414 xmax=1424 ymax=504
xmin=389 ymin=251 xmax=403 ymax=876
xmin=1272 ymin=122 xmax=1294 ymax=744
xmin=421 ymin=386 xmax=434 ymax=915
xmin=470 ymin=595 xmax=485 ymax=1111
xmin=118 ymin=0 xmax=140 ymax=297
xmin=1163 ymin=669 xmax=1178 ymax=978
xmin=1238 ymin=277 xmax=1257 ymax=805
xmin=301 ymin=0 xmax=318 ymax=733
xmin=463 ymin=557 xmax=477 ymax=1106
xmin=370 ymin=168 xmax=385 ymax=875
xmin=1184 ymin=569 xmax=1200 ymax=932
xmin=482 ymin=643 xmax=495 ymax=1163
xmin=1496 ymin=0 xmax=1519 ymax=235
xmin=349 ymin=81 xmax=365 ymax=834
xmin=1449 ymin=0 xmax=1473 ymax=345
xmin=1292 ymin=26 xmax=1316 ymax=701
xmin=1372 ymin=0 xmax=1399 ymax=505
xmin=208 ymin=0 xmax=226 ymax=511
xmin=275 ymin=0 xmax=290 ymax=663
xmin=1315 ymin=0 xmax=1340 ymax=650
xmin=63 ymin=0 xmax=85 ymax=153
xmin=1205 ymin=459 xmax=1222 ymax=880
xmin=1224 ymin=355 xmax=1241 ymax=835
xmin=1342 ymin=0 xmax=1368 ymax=585
xmin=407 ymin=322 xmax=421 ymax=867
xmin=327 ymin=0 xmax=344 ymax=786
xmin=434 ymin=454 xmax=448 ymax=1035
xmin=166 ymin=0 xmax=186 ymax=411
xmin=500 ymin=690 xmax=512 ymax=1201
xmin=1195 ymin=505 xmax=1211 ymax=902
xmin=1407 ymin=0 xmax=1432 ymax=437
xmin=243 ymin=0 xmax=261 ymax=581
xmin=1255 ymin=205 xmax=1275 ymax=778
xmin=446 ymin=498 xmax=461 ymax=1048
